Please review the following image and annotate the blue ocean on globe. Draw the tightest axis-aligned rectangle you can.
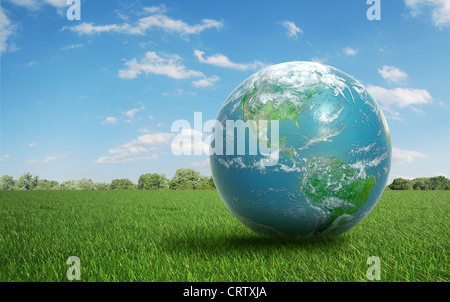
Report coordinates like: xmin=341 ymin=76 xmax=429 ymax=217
xmin=210 ymin=61 xmax=392 ymax=238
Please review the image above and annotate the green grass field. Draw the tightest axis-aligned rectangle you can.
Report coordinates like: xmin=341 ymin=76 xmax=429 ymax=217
xmin=0 ymin=190 xmax=448 ymax=282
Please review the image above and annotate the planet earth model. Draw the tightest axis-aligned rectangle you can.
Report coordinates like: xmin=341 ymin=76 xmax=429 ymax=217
xmin=210 ymin=61 xmax=392 ymax=238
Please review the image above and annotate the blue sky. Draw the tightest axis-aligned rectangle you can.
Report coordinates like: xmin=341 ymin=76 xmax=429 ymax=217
xmin=1 ymin=0 xmax=449 ymax=183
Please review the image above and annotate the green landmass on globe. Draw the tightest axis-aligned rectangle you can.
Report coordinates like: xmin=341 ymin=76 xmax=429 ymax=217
xmin=301 ymin=157 xmax=376 ymax=231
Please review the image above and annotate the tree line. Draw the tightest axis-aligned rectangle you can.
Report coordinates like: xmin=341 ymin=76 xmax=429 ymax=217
xmin=1 ymin=171 xmax=448 ymax=191
xmin=0 ymin=168 xmax=216 ymax=191
xmin=387 ymin=176 xmax=450 ymax=190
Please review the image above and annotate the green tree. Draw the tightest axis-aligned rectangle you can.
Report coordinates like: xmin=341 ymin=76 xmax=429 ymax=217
xmin=15 ymin=172 xmax=39 ymax=190
xmin=110 ymin=179 xmax=120 ymax=190
xmin=445 ymin=179 xmax=450 ymax=190
xmin=389 ymin=178 xmax=413 ymax=190
xmin=429 ymin=176 xmax=450 ymax=190
xmin=76 ymin=178 xmax=95 ymax=190
xmin=169 ymin=168 xmax=206 ymax=190
xmin=93 ymin=182 xmax=109 ymax=190
xmin=196 ymin=176 xmax=216 ymax=190
xmin=138 ymin=173 xmax=170 ymax=190
xmin=35 ymin=179 xmax=59 ymax=190
xmin=60 ymin=180 xmax=77 ymax=190
xmin=138 ymin=173 xmax=161 ymax=190
xmin=0 ymin=175 xmax=15 ymax=190
xmin=412 ymin=178 xmax=431 ymax=190
xmin=159 ymin=174 xmax=169 ymax=190
xmin=110 ymin=178 xmax=135 ymax=190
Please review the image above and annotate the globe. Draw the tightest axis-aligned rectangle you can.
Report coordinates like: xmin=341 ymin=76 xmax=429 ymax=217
xmin=210 ymin=61 xmax=392 ymax=238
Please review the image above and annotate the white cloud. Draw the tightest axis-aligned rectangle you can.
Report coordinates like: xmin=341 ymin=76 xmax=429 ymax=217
xmin=60 ymin=43 xmax=83 ymax=51
xmin=143 ymin=5 xmax=167 ymax=14
xmin=343 ymin=47 xmax=358 ymax=56
xmin=391 ymin=174 xmax=416 ymax=181
xmin=405 ymin=0 xmax=450 ymax=28
xmin=29 ymin=142 xmax=37 ymax=147
xmin=392 ymin=147 xmax=427 ymax=164
xmin=367 ymin=85 xmax=433 ymax=109
xmin=282 ymin=20 xmax=303 ymax=38
xmin=43 ymin=0 xmax=67 ymax=9
xmin=2 ymin=0 xmax=73 ymax=52
xmin=137 ymin=14 xmax=223 ymax=35
xmin=162 ymin=89 xmax=197 ymax=97
xmin=124 ymin=106 xmax=144 ymax=118
xmin=7 ymin=0 xmax=68 ymax=13
xmin=119 ymin=51 xmax=218 ymax=88
xmin=42 ymin=154 xmax=66 ymax=164
xmin=378 ymin=65 xmax=408 ymax=84
xmin=0 ymin=154 xmax=10 ymax=162
xmin=410 ymin=106 xmax=426 ymax=114
xmin=188 ymin=158 xmax=210 ymax=169
xmin=102 ymin=116 xmax=118 ymax=124
xmin=26 ymin=154 xmax=66 ymax=165
xmin=25 ymin=61 xmax=36 ymax=67
xmin=192 ymin=75 xmax=220 ymax=88
xmin=0 ymin=7 xmax=18 ymax=53
xmin=311 ymin=57 xmax=328 ymax=64
xmin=95 ymin=154 xmax=158 ymax=165
xmin=194 ymin=50 xmax=265 ymax=71
xmin=119 ymin=51 xmax=204 ymax=80
xmin=63 ymin=23 xmax=128 ymax=35
xmin=434 ymin=172 xmax=447 ymax=177
xmin=63 ymin=9 xmax=222 ymax=36
xmin=6 ymin=0 xmax=41 ymax=10
xmin=170 ymin=128 xmax=210 ymax=155
xmin=95 ymin=132 xmax=174 ymax=164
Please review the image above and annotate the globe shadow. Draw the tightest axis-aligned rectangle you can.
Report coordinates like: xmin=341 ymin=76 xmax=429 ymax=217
xmin=164 ymin=229 xmax=349 ymax=256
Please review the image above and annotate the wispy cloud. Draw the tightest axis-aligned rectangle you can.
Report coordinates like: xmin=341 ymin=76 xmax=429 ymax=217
xmin=142 ymin=5 xmax=167 ymax=14
xmin=27 ymin=154 xmax=66 ymax=165
xmin=0 ymin=7 xmax=18 ymax=53
xmin=118 ymin=51 xmax=204 ymax=80
xmin=29 ymin=142 xmax=37 ymax=147
xmin=392 ymin=147 xmax=427 ymax=164
xmin=119 ymin=51 xmax=219 ymax=88
xmin=42 ymin=154 xmax=66 ymax=164
xmin=367 ymin=85 xmax=433 ymax=109
xmin=367 ymin=84 xmax=433 ymax=120
xmin=62 ymin=8 xmax=223 ymax=36
xmin=188 ymin=158 xmax=210 ymax=169
xmin=124 ymin=106 xmax=145 ymax=119
xmin=102 ymin=116 xmax=118 ymax=125
xmin=281 ymin=20 xmax=303 ymax=38
xmin=378 ymin=65 xmax=408 ymax=85
xmin=404 ymin=0 xmax=450 ymax=28
xmin=170 ymin=128 xmax=210 ymax=156
xmin=343 ymin=47 xmax=358 ymax=56
xmin=95 ymin=132 xmax=174 ymax=164
xmin=192 ymin=75 xmax=220 ymax=88
xmin=60 ymin=43 xmax=83 ymax=51
xmin=194 ymin=50 xmax=265 ymax=71
xmin=162 ymin=89 xmax=197 ymax=97
xmin=6 ymin=0 xmax=67 ymax=11
xmin=0 ymin=154 xmax=10 ymax=162
xmin=311 ymin=57 xmax=328 ymax=64
xmin=25 ymin=61 xmax=37 ymax=67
